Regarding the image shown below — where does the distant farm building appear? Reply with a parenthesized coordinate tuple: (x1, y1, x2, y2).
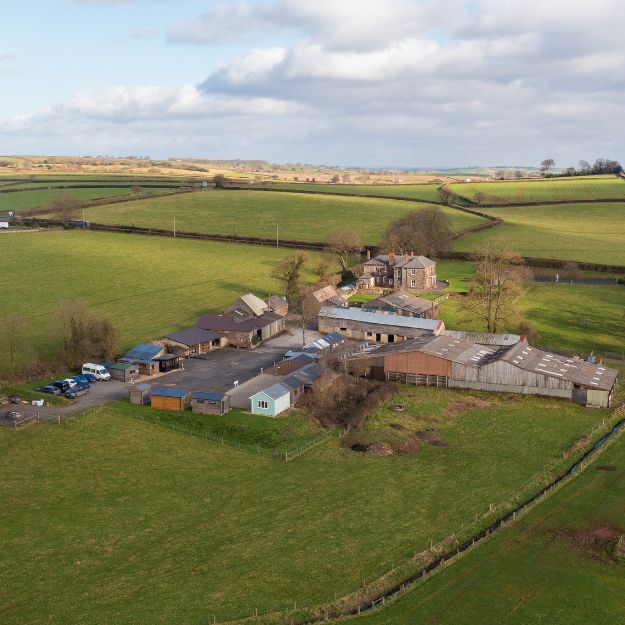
(266, 295, 289, 317)
(318, 306, 444, 344)
(104, 361, 139, 382)
(346, 335, 618, 408)
(358, 253, 437, 290)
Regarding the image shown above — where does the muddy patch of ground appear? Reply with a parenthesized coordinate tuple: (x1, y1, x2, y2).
(445, 397, 494, 417)
(550, 526, 623, 562)
(414, 428, 449, 447)
(596, 465, 617, 472)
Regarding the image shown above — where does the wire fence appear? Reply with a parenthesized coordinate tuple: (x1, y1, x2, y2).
(127, 411, 333, 462)
(202, 409, 625, 625)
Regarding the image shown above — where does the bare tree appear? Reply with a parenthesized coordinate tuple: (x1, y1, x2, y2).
(540, 159, 556, 175)
(382, 206, 452, 257)
(579, 160, 591, 174)
(326, 230, 363, 272)
(272, 254, 306, 310)
(330, 174, 340, 183)
(464, 243, 531, 333)
(314, 255, 334, 283)
(50, 195, 81, 223)
(212, 174, 227, 188)
(88, 317, 119, 361)
(0, 313, 31, 379)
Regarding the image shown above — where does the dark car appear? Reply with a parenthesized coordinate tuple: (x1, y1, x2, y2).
(65, 383, 90, 399)
(81, 372, 97, 383)
(51, 380, 70, 393)
(71, 375, 89, 385)
(40, 385, 62, 395)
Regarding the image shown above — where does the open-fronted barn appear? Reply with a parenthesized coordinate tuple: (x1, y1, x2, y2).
(318, 306, 444, 344)
(347, 335, 618, 407)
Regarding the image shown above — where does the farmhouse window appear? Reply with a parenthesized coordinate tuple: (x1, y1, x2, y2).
(197, 399, 204, 403)
(258, 400, 268, 409)
(411, 280, 416, 287)
(410, 269, 416, 275)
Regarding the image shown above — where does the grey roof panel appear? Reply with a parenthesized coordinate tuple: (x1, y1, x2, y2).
(318, 306, 441, 331)
(165, 326, 224, 345)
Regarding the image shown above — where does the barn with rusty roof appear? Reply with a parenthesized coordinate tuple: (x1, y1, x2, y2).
(347, 335, 618, 407)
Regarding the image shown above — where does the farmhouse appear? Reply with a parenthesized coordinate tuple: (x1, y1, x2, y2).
(191, 391, 231, 416)
(161, 327, 226, 356)
(150, 387, 191, 411)
(346, 335, 618, 408)
(363, 292, 439, 319)
(358, 253, 437, 290)
(318, 306, 444, 343)
(250, 383, 291, 417)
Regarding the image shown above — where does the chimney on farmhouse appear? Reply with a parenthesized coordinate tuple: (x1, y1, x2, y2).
(366, 249, 371, 260)
(389, 251, 396, 265)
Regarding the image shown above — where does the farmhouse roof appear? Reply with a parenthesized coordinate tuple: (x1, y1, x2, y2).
(318, 306, 443, 333)
(365, 292, 436, 315)
(164, 327, 224, 346)
(365, 254, 435, 269)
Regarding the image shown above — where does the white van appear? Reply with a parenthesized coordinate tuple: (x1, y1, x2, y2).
(0, 222, 9, 229)
(82, 363, 111, 380)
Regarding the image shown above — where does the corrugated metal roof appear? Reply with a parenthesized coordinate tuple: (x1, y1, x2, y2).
(443, 330, 522, 347)
(365, 292, 435, 315)
(151, 387, 189, 398)
(104, 362, 136, 371)
(124, 343, 163, 361)
(318, 306, 442, 332)
(197, 311, 281, 332)
(250, 382, 290, 401)
(240, 293, 268, 317)
(501, 344, 618, 391)
(192, 391, 227, 401)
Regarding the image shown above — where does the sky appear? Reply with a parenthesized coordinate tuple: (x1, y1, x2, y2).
(1, 0, 624, 167)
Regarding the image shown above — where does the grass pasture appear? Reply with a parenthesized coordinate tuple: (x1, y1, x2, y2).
(449, 175, 625, 204)
(0, 231, 329, 357)
(0, 389, 608, 625)
(438, 283, 625, 356)
(0, 186, 168, 211)
(84, 189, 486, 244)
(453, 201, 625, 265)
(356, 427, 625, 625)
(262, 182, 444, 203)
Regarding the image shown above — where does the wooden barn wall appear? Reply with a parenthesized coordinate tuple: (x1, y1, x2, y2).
(447, 379, 572, 400)
(384, 352, 452, 377)
(152, 396, 184, 411)
(452, 360, 574, 391)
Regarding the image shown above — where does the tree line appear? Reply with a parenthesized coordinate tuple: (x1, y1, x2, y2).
(541, 158, 623, 177)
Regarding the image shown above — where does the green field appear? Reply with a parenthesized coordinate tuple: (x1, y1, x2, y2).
(453, 202, 625, 265)
(438, 283, 625, 355)
(262, 182, 444, 203)
(356, 428, 625, 625)
(84, 190, 484, 244)
(0, 389, 607, 625)
(0, 187, 166, 211)
(0, 231, 328, 357)
(449, 176, 625, 204)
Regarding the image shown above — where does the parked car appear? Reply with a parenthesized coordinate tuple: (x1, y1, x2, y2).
(81, 373, 97, 383)
(71, 375, 89, 385)
(82, 363, 111, 380)
(65, 383, 90, 399)
(40, 385, 62, 395)
(51, 380, 70, 393)
(63, 378, 78, 388)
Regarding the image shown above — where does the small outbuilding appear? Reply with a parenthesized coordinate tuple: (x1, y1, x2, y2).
(128, 383, 152, 405)
(104, 361, 139, 382)
(154, 354, 181, 373)
(191, 391, 231, 416)
(250, 383, 291, 417)
(150, 387, 191, 412)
